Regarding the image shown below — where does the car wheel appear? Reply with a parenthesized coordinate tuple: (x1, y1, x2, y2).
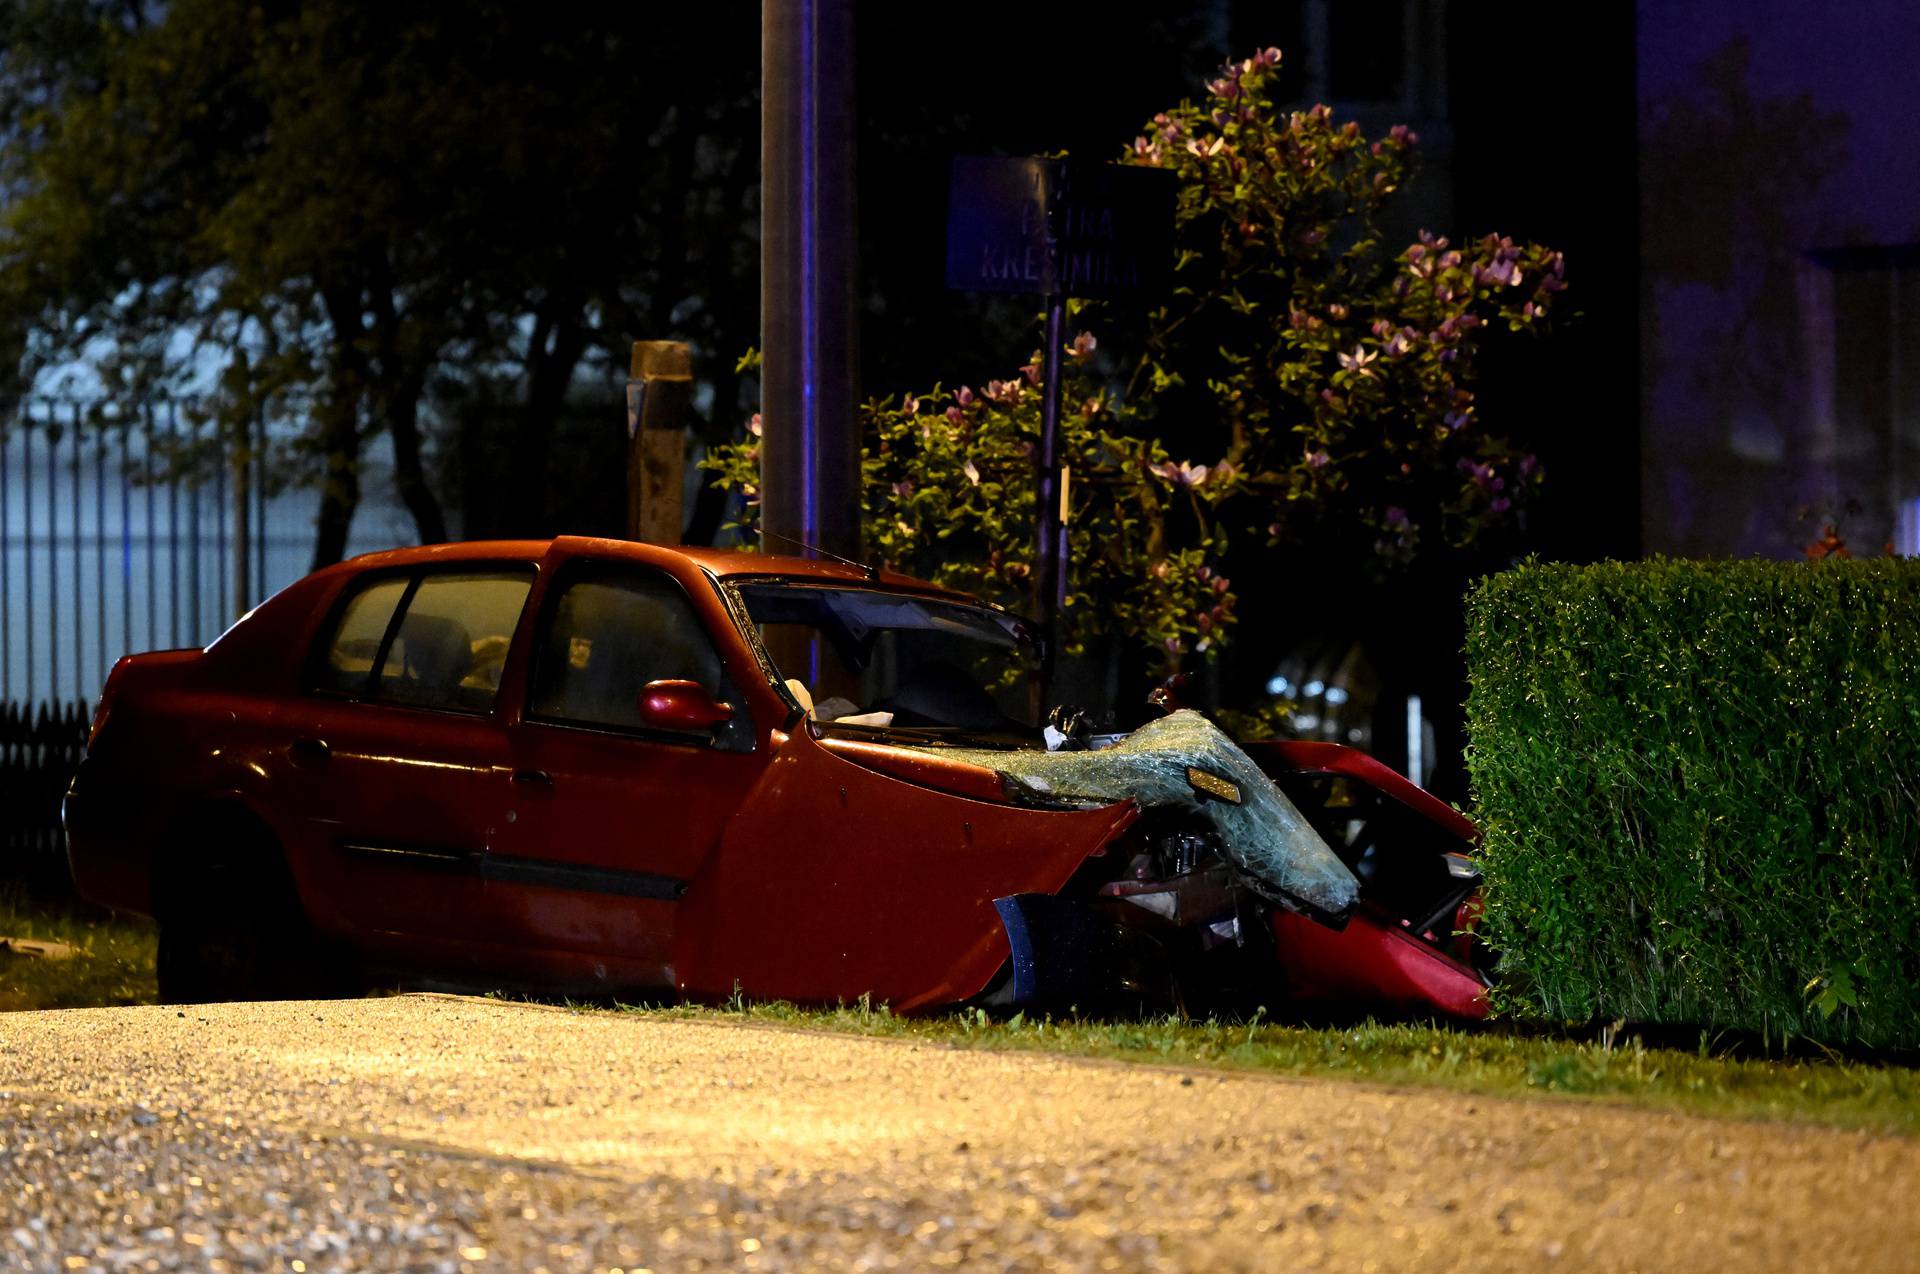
(155, 814, 350, 1004)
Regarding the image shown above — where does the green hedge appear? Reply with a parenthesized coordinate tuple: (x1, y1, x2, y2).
(1464, 559, 1920, 1048)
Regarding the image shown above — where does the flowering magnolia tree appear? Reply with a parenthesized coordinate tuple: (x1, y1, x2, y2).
(706, 48, 1564, 676)
(709, 341, 1235, 668)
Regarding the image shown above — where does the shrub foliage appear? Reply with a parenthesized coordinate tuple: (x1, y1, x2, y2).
(1465, 559, 1920, 1048)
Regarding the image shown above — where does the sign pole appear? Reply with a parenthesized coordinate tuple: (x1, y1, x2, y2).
(1034, 291, 1067, 704)
(944, 154, 1172, 717)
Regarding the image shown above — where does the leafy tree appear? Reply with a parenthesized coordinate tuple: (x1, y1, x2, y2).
(707, 50, 1564, 679)
(0, 1, 760, 566)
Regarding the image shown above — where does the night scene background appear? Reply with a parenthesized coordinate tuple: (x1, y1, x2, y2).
(0, 0, 1907, 801)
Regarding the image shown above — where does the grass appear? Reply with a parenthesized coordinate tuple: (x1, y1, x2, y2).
(0, 885, 157, 1012)
(4, 884, 1917, 1138)
(611, 997, 1920, 1137)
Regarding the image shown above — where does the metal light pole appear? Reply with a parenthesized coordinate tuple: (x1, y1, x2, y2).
(760, 0, 860, 563)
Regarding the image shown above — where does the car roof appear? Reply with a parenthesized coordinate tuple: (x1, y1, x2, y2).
(337, 537, 983, 604)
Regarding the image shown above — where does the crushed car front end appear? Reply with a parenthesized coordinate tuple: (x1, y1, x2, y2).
(675, 567, 1489, 1020)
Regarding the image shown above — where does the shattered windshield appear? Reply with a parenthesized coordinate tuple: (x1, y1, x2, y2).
(734, 582, 1040, 734)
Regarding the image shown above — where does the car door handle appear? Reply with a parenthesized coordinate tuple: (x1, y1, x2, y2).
(512, 768, 553, 786)
(289, 737, 331, 769)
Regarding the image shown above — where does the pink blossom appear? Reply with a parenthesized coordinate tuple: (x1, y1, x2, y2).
(1337, 345, 1378, 375)
(962, 458, 981, 486)
(747, 413, 762, 437)
(954, 386, 974, 406)
(891, 480, 914, 500)
(944, 406, 964, 426)
(1068, 331, 1097, 359)
(1151, 459, 1212, 488)
(901, 395, 919, 415)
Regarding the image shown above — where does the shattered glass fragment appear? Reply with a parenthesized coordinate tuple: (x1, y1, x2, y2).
(910, 710, 1359, 915)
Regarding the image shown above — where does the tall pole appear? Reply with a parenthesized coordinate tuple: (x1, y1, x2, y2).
(1034, 293, 1067, 702)
(760, 0, 860, 564)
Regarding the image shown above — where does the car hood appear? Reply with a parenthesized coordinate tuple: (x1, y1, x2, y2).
(890, 710, 1360, 918)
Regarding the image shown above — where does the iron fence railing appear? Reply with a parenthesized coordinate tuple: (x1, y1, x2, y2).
(0, 698, 90, 891)
(0, 397, 410, 707)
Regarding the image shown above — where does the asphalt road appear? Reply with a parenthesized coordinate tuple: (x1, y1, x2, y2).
(0, 996, 1914, 1272)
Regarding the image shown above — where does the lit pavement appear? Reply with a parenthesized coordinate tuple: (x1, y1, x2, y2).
(0, 996, 1914, 1272)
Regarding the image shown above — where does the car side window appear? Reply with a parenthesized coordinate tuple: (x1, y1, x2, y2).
(313, 569, 533, 713)
(317, 577, 408, 695)
(529, 568, 725, 733)
(376, 573, 533, 712)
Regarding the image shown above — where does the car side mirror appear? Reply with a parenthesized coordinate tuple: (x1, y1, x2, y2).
(638, 679, 735, 732)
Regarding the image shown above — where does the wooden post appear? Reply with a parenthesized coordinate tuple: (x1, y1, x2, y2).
(626, 341, 693, 544)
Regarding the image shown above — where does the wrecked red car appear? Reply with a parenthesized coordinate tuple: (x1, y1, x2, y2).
(63, 536, 1487, 1016)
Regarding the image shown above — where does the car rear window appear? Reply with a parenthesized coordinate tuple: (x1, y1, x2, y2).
(316, 569, 533, 713)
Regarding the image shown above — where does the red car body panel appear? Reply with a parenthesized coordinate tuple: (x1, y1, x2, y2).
(1269, 909, 1488, 1019)
(673, 723, 1139, 1012)
(1245, 739, 1486, 1017)
(65, 535, 1488, 1017)
(1246, 740, 1478, 842)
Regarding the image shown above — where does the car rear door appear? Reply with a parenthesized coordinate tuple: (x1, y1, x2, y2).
(280, 566, 532, 973)
(482, 559, 765, 991)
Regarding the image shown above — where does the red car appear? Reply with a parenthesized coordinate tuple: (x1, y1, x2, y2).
(64, 536, 1487, 1016)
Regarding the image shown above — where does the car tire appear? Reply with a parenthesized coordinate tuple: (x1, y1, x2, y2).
(154, 812, 350, 1004)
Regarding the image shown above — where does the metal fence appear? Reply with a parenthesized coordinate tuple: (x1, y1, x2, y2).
(0, 397, 419, 887)
(0, 699, 89, 892)
(0, 398, 414, 707)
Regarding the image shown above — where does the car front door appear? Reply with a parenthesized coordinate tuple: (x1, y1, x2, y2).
(482, 560, 764, 991)
(281, 567, 532, 974)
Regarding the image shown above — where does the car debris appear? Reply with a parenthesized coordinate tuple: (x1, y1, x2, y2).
(915, 709, 1359, 917)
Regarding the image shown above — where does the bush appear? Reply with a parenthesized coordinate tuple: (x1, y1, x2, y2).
(1465, 558, 1920, 1048)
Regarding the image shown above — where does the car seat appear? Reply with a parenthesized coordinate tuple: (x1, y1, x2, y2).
(389, 612, 474, 708)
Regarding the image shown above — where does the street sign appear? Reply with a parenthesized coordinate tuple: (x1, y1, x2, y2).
(945, 157, 1174, 300)
(944, 157, 1175, 707)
